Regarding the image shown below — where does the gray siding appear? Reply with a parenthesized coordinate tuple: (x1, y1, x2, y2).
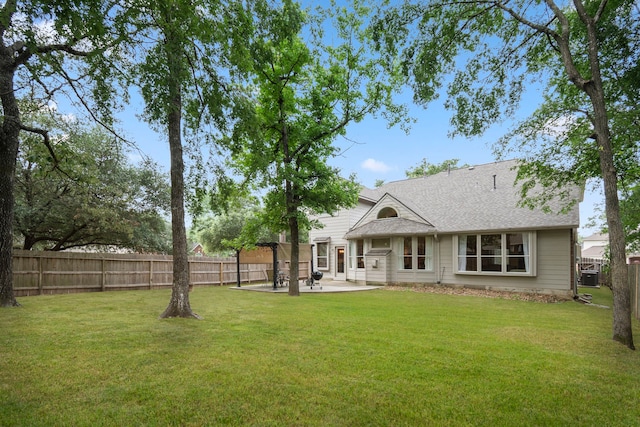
(434, 229, 572, 296)
(535, 229, 573, 292)
(364, 253, 391, 285)
(347, 230, 573, 296)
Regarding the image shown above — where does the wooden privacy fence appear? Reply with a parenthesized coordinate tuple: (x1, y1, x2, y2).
(579, 257, 604, 274)
(12, 250, 309, 297)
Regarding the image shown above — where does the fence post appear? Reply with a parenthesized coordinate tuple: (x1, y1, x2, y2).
(149, 260, 153, 289)
(101, 258, 106, 291)
(38, 255, 43, 295)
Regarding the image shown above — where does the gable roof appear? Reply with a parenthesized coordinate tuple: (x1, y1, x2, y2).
(583, 233, 607, 241)
(345, 217, 436, 239)
(348, 160, 581, 236)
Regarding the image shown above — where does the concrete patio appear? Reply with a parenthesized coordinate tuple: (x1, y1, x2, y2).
(229, 280, 383, 293)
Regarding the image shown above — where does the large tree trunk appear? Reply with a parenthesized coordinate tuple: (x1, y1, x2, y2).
(0, 126, 20, 307)
(159, 107, 197, 318)
(580, 11, 634, 349)
(159, 25, 198, 319)
(288, 213, 300, 296)
(0, 55, 20, 307)
(599, 141, 633, 348)
(591, 93, 633, 348)
(485, 0, 635, 349)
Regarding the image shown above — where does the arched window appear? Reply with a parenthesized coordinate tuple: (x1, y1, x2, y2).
(377, 207, 398, 219)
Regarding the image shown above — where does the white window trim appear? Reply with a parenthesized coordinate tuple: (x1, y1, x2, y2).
(397, 236, 434, 272)
(316, 242, 329, 271)
(349, 240, 365, 270)
(454, 232, 536, 276)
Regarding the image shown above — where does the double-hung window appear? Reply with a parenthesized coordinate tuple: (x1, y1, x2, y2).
(417, 236, 432, 270)
(349, 239, 365, 269)
(456, 232, 534, 275)
(398, 236, 434, 270)
(316, 242, 328, 270)
(403, 237, 412, 269)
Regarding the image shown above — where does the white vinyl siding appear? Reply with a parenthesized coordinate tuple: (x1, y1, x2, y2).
(309, 200, 371, 280)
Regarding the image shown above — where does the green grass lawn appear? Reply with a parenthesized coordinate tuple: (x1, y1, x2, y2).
(1, 286, 639, 426)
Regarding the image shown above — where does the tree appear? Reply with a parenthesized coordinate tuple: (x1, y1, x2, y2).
(127, 0, 246, 317)
(192, 198, 278, 256)
(405, 158, 468, 178)
(0, 1, 125, 306)
(225, 0, 407, 296)
(130, 0, 198, 318)
(376, 0, 638, 349)
(15, 105, 171, 252)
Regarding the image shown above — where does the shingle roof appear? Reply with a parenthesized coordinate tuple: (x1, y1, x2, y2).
(583, 232, 607, 241)
(581, 245, 605, 258)
(358, 187, 380, 204)
(351, 159, 581, 235)
(345, 218, 436, 239)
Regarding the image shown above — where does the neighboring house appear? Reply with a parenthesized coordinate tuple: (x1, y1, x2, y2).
(309, 160, 582, 296)
(580, 233, 640, 264)
(191, 243, 205, 257)
(581, 233, 608, 260)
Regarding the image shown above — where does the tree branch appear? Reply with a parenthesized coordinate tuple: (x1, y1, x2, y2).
(33, 41, 90, 57)
(493, 0, 560, 38)
(593, 0, 609, 23)
(56, 65, 128, 145)
(19, 124, 59, 166)
(459, 2, 496, 33)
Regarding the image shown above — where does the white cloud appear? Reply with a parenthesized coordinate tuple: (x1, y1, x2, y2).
(542, 114, 576, 138)
(361, 158, 391, 173)
(128, 152, 144, 164)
